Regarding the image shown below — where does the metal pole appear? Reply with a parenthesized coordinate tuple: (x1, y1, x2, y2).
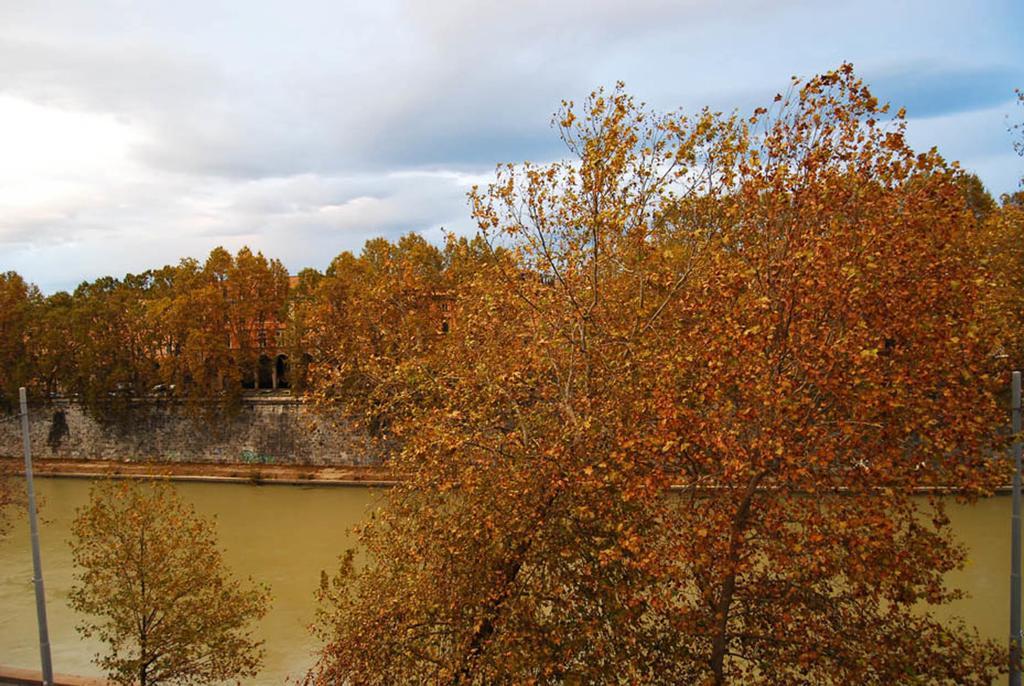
(1012, 372, 1022, 686)
(20, 387, 53, 686)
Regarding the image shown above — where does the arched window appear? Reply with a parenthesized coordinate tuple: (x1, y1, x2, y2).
(275, 355, 290, 389)
(257, 355, 274, 390)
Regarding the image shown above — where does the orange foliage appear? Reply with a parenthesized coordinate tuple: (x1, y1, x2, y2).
(308, 65, 1009, 684)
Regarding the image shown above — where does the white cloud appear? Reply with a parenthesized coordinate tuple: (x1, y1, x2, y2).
(904, 102, 1022, 193)
(0, 95, 150, 244)
(0, 98, 491, 292)
(0, 0, 1019, 291)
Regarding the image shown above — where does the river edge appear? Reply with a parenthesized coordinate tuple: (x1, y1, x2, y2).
(1, 457, 1015, 494)
(0, 457, 399, 487)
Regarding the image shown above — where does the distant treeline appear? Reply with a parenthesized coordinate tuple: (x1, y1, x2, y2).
(0, 232, 497, 424)
(1, 177, 1022, 431)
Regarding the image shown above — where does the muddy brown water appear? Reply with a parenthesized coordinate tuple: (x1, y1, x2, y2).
(0, 479, 1016, 683)
(0, 478, 377, 684)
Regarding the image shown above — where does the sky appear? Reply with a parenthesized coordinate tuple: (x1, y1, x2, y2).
(0, 0, 1021, 294)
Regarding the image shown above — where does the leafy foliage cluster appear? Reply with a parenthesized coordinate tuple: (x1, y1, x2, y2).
(68, 480, 270, 686)
(304, 66, 1024, 684)
(0, 247, 290, 420)
(0, 235, 485, 425)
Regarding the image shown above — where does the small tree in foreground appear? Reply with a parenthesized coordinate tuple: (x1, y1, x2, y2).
(69, 480, 270, 686)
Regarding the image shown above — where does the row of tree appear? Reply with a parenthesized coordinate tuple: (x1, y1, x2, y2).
(0, 233, 496, 424)
(2, 192, 1021, 424)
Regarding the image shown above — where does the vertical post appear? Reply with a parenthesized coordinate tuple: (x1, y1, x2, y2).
(20, 387, 53, 686)
(1012, 371, 1022, 686)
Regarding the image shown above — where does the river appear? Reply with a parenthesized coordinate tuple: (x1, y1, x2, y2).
(0, 478, 377, 684)
(0, 478, 1016, 683)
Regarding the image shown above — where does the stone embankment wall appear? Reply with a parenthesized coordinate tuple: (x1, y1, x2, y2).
(0, 396, 372, 466)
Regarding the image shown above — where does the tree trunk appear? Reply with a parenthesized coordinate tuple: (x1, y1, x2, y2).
(709, 471, 764, 685)
(449, 490, 559, 684)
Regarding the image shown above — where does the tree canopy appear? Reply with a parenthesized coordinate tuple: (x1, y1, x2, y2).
(69, 480, 270, 686)
(305, 65, 1010, 685)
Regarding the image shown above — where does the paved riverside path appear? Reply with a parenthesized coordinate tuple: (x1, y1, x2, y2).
(0, 456, 399, 487)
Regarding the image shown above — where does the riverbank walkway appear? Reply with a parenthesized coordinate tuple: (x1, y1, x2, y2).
(1, 456, 1015, 494)
(0, 456, 399, 487)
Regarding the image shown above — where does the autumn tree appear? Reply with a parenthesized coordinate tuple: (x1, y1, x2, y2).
(69, 480, 270, 686)
(308, 66, 1007, 685)
(150, 251, 241, 406)
(148, 247, 290, 411)
(49, 272, 176, 424)
(226, 246, 290, 388)
(279, 267, 324, 392)
(976, 89, 1024, 370)
(956, 172, 997, 221)
(0, 271, 40, 409)
(980, 199, 1024, 369)
(304, 233, 448, 438)
(4, 236, 495, 418)
(442, 233, 503, 287)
